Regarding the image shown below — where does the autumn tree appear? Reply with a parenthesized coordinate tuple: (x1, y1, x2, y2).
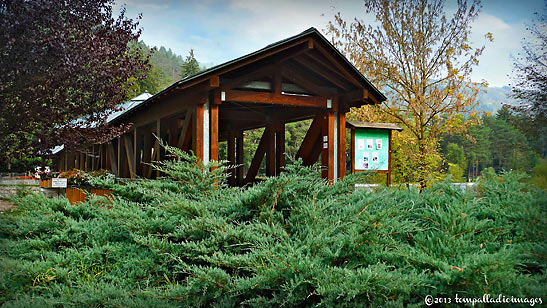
(329, 0, 490, 188)
(0, 0, 148, 164)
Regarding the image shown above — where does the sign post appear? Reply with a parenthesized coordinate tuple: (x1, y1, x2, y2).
(347, 121, 402, 186)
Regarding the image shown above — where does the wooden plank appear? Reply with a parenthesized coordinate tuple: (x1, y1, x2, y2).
(168, 119, 179, 146)
(236, 131, 244, 186)
(177, 108, 193, 150)
(210, 102, 219, 162)
(292, 55, 352, 91)
(305, 136, 322, 166)
(265, 125, 275, 176)
(147, 139, 159, 179)
(117, 137, 122, 177)
(338, 112, 346, 180)
(124, 134, 135, 178)
(273, 71, 282, 95)
(244, 128, 269, 184)
(388, 130, 392, 186)
(221, 64, 277, 91)
(91, 145, 95, 171)
(134, 128, 143, 176)
(276, 122, 285, 175)
(296, 114, 322, 163)
(351, 128, 355, 174)
(225, 90, 327, 108)
(215, 37, 310, 85)
(193, 104, 204, 160)
(308, 44, 363, 88)
(107, 142, 118, 176)
(281, 65, 335, 97)
(227, 132, 236, 186)
(155, 119, 162, 178)
(321, 112, 335, 182)
(143, 132, 152, 177)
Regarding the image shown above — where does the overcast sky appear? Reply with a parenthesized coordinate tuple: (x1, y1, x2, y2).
(114, 0, 544, 87)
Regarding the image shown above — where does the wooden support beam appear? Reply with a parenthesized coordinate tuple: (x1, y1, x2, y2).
(306, 136, 322, 166)
(155, 119, 162, 178)
(193, 104, 204, 160)
(117, 137, 121, 176)
(281, 65, 336, 97)
(210, 102, 219, 162)
(100, 144, 106, 170)
(225, 90, 327, 108)
(265, 125, 275, 176)
(244, 128, 269, 185)
(276, 122, 285, 175)
(351, 128, 355, 174)
(80, 152, 85, 170)
(338, 112, 346, 180)
(321, 112, 335, 182)
(296, 114, 322, 164)
(107, 141, 118, 176)
(220, 65, 276, 91)
(227, 132, 236, 186)
(143, 132, 152, 177)
(308, 44, 363, 88)
(388, 130, 392, 186)
(236, 131, 244, 186)
(134, 128, 143, 177)
(168, 119, 179, 146)
(177, 108, 193, 150)
(74, 152, 79, 170)
(124, 134, 136, 178)
(292, 55, 352, 91)
(273, 71, 282, 95)
(146, 139, 159, 179)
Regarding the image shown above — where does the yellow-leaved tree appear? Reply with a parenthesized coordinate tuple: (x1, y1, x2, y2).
(329, 0, 491, 188)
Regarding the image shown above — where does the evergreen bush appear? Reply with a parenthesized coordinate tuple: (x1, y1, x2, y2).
(1, 146, 545, 307)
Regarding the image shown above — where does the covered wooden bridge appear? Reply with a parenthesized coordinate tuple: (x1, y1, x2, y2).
(55, 28, 386, 185)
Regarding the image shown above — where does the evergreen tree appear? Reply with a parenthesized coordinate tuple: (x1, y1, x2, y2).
(180, 49, 201, 79)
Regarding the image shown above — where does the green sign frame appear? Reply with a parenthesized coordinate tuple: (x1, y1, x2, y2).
(353, 129, 390, 171)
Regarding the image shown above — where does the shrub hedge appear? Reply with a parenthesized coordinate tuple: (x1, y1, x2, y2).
(1, 147, 545, 307)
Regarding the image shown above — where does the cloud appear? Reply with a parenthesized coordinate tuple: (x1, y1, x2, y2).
(469, 14, 527, 86)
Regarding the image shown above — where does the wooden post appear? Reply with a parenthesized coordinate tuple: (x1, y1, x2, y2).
(117, 137, 121, 177)
(275, 122, 285, 175)
(100, 144, 106, 170)
(79, 152, 85, 170)
(210, 103, 219, 163)
(321, 111, 335, 182)
(265, 125, 275, 177)
(124, 134, 135, 178)
(156, 119, 162, 178)
(193, 104, 204, 161)
(387, 130, 392, 186)
(134, 128, 141, 176)
(143, 130, 152, 178)
(351, 128, 355, 174)
(107, 141, 118, 176)
(338, 112, 346, 180)
(227, 132, 236, 186)
(177, 108, 193, 151)
(236, 131, 244, 186)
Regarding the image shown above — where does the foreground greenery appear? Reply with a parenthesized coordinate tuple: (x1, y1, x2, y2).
(1, 150, 545, 307)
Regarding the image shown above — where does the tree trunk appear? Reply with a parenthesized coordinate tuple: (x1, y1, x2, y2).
(417, 140, 427, 191)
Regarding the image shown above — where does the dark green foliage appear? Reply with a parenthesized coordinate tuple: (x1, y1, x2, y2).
(1, 151, 545, 306)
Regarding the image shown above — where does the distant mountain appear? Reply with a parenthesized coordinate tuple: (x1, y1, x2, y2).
(476, 85, 518, 114)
